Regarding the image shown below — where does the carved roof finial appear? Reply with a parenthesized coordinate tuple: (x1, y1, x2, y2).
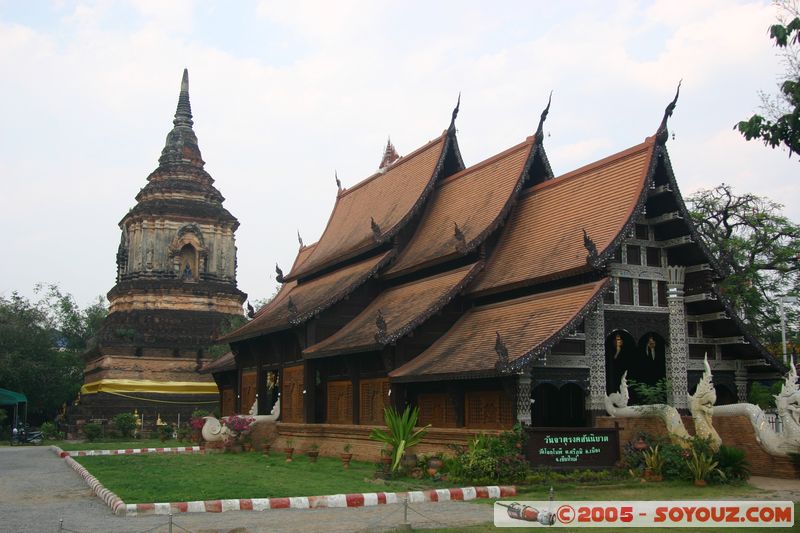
(656, 80, 681, 145)
(582, 228, 599, 265)
(535, 91, 552, 142)
(370, 217, 382, 241)
(375, 309, 388, 344)
(275, 263, 285, 283)
(453, 222, 467, 253)
(246, 301, 255, 319)
(449, 92, 461, 131)
(335, 170, 341, 190)
(297, 230, 303, 248)
(379, 138, 400, 170)
(495, 331, 510, 372)
(287, 296, 298, 315)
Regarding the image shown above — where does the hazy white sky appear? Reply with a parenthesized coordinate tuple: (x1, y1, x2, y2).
(1, 0, 798, 307)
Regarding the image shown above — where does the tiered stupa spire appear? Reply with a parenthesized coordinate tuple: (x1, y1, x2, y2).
(379, 138, 400, 170)
(159, 68, 204, 169)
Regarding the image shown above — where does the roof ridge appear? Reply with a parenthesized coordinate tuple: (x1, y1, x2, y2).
(474, 278, 608, 312)
(338, 130, 448, 197)
(435, 135, 537, 189)
(522, 136, 655, 198)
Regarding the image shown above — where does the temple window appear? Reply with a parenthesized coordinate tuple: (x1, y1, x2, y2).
(638, 279, 654, 306)
(646, 247, 661, 267)
(627, 245, 641, 265)
(619, 278, 634, 305)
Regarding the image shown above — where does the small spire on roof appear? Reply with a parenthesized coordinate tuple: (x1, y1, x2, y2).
(335, 170, 341, 190)
(495, 331, 510, 372)
(297, 230, 303, 248)
(582, 228, 599, 266)
(378, 138, 400, 170)
(656, 80, 682, 145)
(370, 217, 382, 242)
(275, 263, 285, 283)
(246, 301, 255, 319)
(535, 91, 552, 142)
(449, 92, 461, 131)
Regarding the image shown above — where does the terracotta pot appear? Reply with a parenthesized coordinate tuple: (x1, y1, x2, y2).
(340, 453, 353, 469)
(693, 479, 707, 487)
(284, 447, 294, 462)
(262, 444, 271, 456)
(306, 450, 319, 463)
(242, 442, 252, 452)
(427, 457, 443, 477)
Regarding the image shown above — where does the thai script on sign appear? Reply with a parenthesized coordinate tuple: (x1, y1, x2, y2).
(543, 433, 609, 445)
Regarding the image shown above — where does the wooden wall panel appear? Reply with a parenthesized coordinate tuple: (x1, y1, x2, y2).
(327, 380, 353, 424)
(464, 391, 514, 429)
(418, 392, 457, 428)
(359, 378, 390, 425)
(240, 370, 257, 414)
(282, 364, 305, 423)
(221, 388, 236, 417)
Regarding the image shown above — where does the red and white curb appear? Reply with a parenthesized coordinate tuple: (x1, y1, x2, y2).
(51, 446, 126, 515)
(123, 486, 517, 516)
(50, 446, 515, 517)
(62, 445, 203, 457)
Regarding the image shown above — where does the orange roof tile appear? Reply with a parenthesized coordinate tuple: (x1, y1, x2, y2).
(390, 279, 609, 381)
(287, 131, 453, 280)
(303, 262, 482, 358)
(289, 241, 317, 274)
(468, 138, 656, 296)
(200, 351, 236, 374)
(221, 251, 392, 343)
(385, 137, 538, 277)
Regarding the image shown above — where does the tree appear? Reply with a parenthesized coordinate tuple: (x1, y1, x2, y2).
(689, 185, 799, 350)
(736, 1, 800, 159)
(0, 286, 107, 422)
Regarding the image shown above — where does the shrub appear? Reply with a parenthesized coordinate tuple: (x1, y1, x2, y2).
(113, 412, 137, 438)
(40, 421, 60, 440)
(83, 422, 102, 441)
(448, 424, 527, 484)
(718, 445, 750, 481)
(369, 406, 430, 473)
(176, 425, 191, 442)
(158, 424, 174, 441)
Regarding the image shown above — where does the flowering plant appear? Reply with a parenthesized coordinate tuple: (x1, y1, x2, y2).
(223, 415, 256, 434)
(189, 417, 206, 430)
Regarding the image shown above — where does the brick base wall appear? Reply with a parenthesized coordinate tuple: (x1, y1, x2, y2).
(248, 422, 501, 461)
(596, 415, 798, 479)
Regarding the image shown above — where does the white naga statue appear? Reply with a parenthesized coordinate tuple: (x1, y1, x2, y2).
(715, 360, 800, 456)
(200, 397, 282, 443)
(604, 371, 692, 446)
(687, 356, 721, 451)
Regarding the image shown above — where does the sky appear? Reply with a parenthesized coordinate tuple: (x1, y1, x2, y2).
(1, 0, 798, 308)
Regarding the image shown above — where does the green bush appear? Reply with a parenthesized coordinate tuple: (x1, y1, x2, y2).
(113, 412, 137, 438)
(718, 445, 750, 481)
(448, 424, 528, 484)
(40, 421, 60, 440)
(83, 422, 103, 441)
(158, 423, 174, 441)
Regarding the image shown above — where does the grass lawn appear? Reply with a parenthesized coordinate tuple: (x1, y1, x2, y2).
(51, 438, 191, 450)
(74, 452, 442, 503)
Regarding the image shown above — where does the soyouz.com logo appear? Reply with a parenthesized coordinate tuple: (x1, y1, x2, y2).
(493, 501, 794, 528)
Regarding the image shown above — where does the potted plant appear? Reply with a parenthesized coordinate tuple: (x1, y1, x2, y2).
(426, 454, 444, 478)
(685, 448, 724, 486)
(158, 423, 173, 443)
(284, 438, 295, 462)
(642, 445, 664, 481)
(306, 442, 320, 463)
(341, 443, 353, 469)
(369, 406, 430, 473)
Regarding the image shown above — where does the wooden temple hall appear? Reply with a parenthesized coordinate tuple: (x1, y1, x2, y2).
(212, 89, 782, 431)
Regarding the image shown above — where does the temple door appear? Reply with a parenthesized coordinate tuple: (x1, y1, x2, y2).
(281, 364, 305, 423)
(240, 370, 257, 414)
(359, 378, 390, 425)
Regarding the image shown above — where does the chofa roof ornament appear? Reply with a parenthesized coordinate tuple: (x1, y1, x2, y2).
(535, 91, 552, 142)
(656, 80, 682, 145)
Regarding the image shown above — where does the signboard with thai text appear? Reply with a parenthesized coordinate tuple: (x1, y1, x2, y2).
(524, 427, 620, 469)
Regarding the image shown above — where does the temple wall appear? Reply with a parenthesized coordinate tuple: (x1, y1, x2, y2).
(596, 415, 797, 479)
(249, 422, 502, 462)
(108, 291, 243, 314)
(83, 355, 216, 383)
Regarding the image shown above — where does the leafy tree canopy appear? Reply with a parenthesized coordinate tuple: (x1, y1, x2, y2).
(736, 1, 800, 159)
(689, 184, 799, 351)
(0, 285, 107, 422)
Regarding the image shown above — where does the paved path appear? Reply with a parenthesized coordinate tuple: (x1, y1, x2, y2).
(0, 447, 493, 532)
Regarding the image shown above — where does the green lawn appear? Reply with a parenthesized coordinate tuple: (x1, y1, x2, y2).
(74, 452, 441, 503)
(52, 438, 190, 451)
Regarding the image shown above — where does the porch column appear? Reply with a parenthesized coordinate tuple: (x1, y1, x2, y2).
(666, 266, 689, 409)
(734, 360, 748, 403)
(516, 373, 532, 426)
(585, 301, 606, 412)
